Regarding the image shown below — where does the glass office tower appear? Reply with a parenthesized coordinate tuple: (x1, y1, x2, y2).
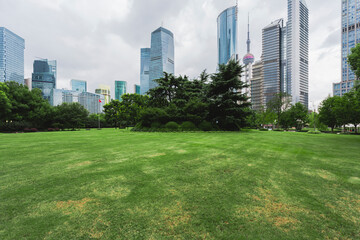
(217, 6, 238, 66)
(140, 48, 150, 95)
(71, 79, 87, 93)
(149, 27, 175, 90)
(334, 0, 359, 96)
(287, 0, 309, 107)
(0, 27, 25, 84)
(135, 84, 141, 94)
(32, 59, 57, 102)
(262, 19, 287, 106)
(115, 81, 127, 101)
(251, 60, 264, 112)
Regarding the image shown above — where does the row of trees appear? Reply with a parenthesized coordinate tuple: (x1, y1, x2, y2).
(0, 81, 106, 131)
(103, 60, 251, 131)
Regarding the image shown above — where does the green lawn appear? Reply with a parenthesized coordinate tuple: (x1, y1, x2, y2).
(1, 130, 360, 239)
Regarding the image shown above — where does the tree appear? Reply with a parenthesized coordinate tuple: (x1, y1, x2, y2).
(54, 103, 89, 130)
(288, 102, 308, 131)
(348, 44, 360, 80)
(343, 91, 360, 133)
(103, 100, 122, 128)
(319, 96, 340, 132)
(118, 94, 149, 127)
(266, 92, 292, 129)
(207, 59, 251, 130)
(0, 83, 12, 122)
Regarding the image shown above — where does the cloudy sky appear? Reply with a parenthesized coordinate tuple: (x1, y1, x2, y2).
(0, 0, 340, 106)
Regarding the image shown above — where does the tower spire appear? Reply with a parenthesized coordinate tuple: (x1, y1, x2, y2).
(247, 12, 251, 53)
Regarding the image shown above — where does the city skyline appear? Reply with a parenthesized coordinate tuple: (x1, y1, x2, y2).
(0, 0, 340, 107)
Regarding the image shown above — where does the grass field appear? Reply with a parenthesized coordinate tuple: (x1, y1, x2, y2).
(1, 129, 360, 239)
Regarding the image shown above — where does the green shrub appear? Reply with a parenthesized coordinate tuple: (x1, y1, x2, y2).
(181, 121, 197, 131)
(165, 121, 179, 131)
(259, 128, 268, 131)
(198, 121, 213, 131)
(298, 129, 309, 133)
(151, 121, 163, 129)
(308, 130, 321, 134)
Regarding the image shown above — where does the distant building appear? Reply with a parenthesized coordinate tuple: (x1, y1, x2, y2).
(32, 59, 57, 102)
(243, 15, 255, 98)
(251, 60, 264, 112)
(334, 0, 358, 96)
(217, 5, 238, 66)
(0, 27, 25, 84)
(95, 85, 111, 104)
(149, 27, 175, 91)
(140, 48, 150, 95)
(115, 81, 127, 101)
(71, 79, 87, 93)
(135, 84, 141, 94)
(262, 19, 286, 106)
(51, 89, 104, 114)
(24, 78, 32, 90)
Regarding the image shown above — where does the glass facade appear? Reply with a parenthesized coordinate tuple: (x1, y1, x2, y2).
(217, 6, 238, 66)
(334, 0, 360, 96)
(140, 48, 150, 95)
(0, 27, 25, 84)
(51, 89, 104, 114)
(287, 0, 309, 108)
(262, 19, 287, 106)
(95, 85, 111, 104)
(251, 60, 264, 112)
(149, 27, 175, 90)
(32, 59, 57, 102)
(115, 81, 127, 101)
(71, 79, 87, 93)
(135, 84, 141, 94)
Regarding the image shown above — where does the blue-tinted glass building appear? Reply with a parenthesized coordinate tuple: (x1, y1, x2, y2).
(217, 6, 238, 66)
(71, 79, 87, 92)
(115, 81, 127, 101)
(0, 27, 25, 84)
(135, 84, 141, 94)
(32, 59, 57, 102)
(334, 0, 359, 96)
(149, 27, 175, 90)
(140, 48, 150, 95)
(262, 19, 287, 106)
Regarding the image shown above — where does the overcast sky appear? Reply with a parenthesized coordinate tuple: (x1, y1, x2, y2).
(0, 0, 340, 107)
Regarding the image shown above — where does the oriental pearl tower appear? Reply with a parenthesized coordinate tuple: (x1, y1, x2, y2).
(243, 14, 255, 98)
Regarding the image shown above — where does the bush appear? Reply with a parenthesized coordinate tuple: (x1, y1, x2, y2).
(165, 121, 179, 131)
(298, 129, 309, 133)
(151, 121, 163, 129)
(0, 121, 31, 132)
(259, 128, 268, 131)
(181, 121, 197, 131)
(198, 121, 213, 131)
(308, 130, 321, 134)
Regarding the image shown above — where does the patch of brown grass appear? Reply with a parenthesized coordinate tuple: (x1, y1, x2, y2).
(148, 153, 166, 158)
(56, 198, 94, 215)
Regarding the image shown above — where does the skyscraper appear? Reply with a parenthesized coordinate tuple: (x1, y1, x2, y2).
(0, 27, 25, 84)
(71, 79, 87, 93)
(287, 0, 309, 107)
(149, 27, 175, 90)
(140, 48, 150, 95)
(262, 19, 287, 106)
(251, 60, 264, 112)
(32, 59, 57, 102)
(115, 81, 127, 101)
(95, 85, 111, 104)
(243, 14, 255, 98)
(334, 0, 359, 96)
(217, 5, 238, 66)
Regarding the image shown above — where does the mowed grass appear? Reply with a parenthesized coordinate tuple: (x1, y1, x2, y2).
(0, 130, 360, 240)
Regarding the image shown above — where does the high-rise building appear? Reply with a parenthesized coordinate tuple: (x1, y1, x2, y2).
(0, 27, 25, 84)
(115, 81, 127, 101)
(334, 0, 359, 96)
(149, 27, 175, 90)
(243, 14, 255, 98)
(95, 85, 111, 104)
(251, 60, 264, 112)
(140, 48, 150, 95)
(217, 5, 238, 66)
(71, 79, 87, 93)
(262, 19, 287, 106)
(24, 78, 32, 90)
(32, 59, 57, 102)
(287, 0, 309, 107)
(135, 84, 141, 94)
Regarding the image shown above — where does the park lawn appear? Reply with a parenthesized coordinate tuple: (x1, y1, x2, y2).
(0, 129, 359, 240)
